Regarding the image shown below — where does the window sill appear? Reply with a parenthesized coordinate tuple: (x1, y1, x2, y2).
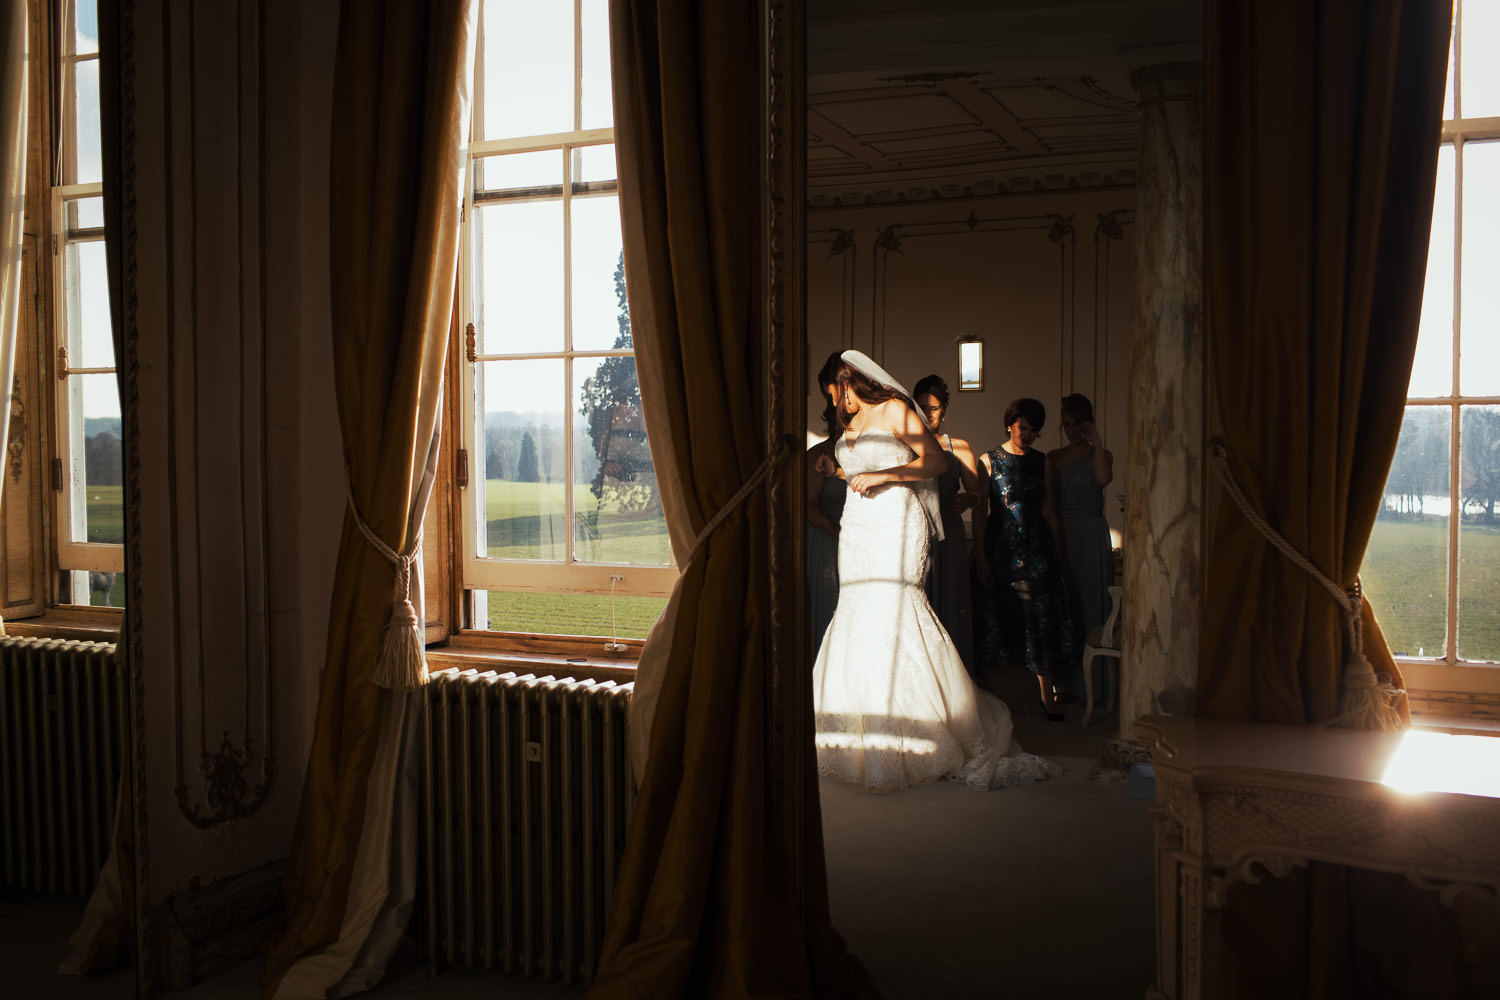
(426, 630, 641, 685)
(4, 608, 122, 643)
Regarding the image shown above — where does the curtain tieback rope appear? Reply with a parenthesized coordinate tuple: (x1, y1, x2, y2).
(681, 436, 794, 571)
(344, 468, 427, 691)
(1209, 438, 1404, 730)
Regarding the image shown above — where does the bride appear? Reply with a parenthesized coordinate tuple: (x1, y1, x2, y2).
(812, 350, 1059, 793)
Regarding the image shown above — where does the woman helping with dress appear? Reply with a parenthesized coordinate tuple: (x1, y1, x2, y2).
(912, 374, 981, 673)
(812, 351, 1059, 793)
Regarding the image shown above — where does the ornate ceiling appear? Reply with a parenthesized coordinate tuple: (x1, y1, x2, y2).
(807, 68, 1139, 208)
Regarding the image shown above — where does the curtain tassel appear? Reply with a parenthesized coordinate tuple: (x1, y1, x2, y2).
(346, 470, 428, 691)
(1210, 440, 1405, 730)
(372, 555, 427, 690)
(1334, 579, 1403, 731)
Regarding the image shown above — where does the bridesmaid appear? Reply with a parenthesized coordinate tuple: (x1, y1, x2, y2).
(1047, 393, 1115, 700)
(806, 351, 848, 658)
(912, 374, 981, 672)
(974, 398, 1077, 720)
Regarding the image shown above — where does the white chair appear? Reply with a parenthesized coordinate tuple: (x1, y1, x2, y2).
(1082, 585, 1122, 727)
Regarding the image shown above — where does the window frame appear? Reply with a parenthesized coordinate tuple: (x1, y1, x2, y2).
(1385, 3, 1500, 709)
(451, 0, 676, 641)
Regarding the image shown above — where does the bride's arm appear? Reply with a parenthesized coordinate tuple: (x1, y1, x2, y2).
(848, 401, 947, 494)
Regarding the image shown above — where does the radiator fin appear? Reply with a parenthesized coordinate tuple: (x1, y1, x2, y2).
(422, 667, 633, 986)
(0, 636, 124, 898)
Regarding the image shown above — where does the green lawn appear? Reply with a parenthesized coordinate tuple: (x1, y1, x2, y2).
(482, 479, 670, 638)
(1363, 517, 1500, 662)
(483, 479, 669, 565)
(486, 590, 667, 639)
(85, 484, 124, 544)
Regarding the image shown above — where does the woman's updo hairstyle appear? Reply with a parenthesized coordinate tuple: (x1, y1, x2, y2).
(1003, 397, 1046, 431)
(912, 374, 950, 411)
(816, 351, 844, 437)
(834, 362, 904, 428)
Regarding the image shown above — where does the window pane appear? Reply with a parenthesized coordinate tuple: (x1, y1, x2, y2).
(61, 569, 124, 609)
(580, 0, 613, 131)
(486, 590, 667, 639)
(570, 195, 624, 351)
(1364, 406, 1451, 657)
(67, 196, 104, 232)
(574, 143, 617, 186)
(1461, 0, 1500, 118)
(65, 373, 123, 545)
(1410, 145, 1454, 397)
(474, 199, 563, 354)
(1459, 404, 1500, 661)
(482, 0, 573, 140)
(72, 0, 99, 57)
(64, 239, 115, 369)
(1460, 140, 1500, 396)
(476, 359, 566, 561)
(68, 57, 102, 185)
(573, 355, 669, 567)
(476, 149, 560, 194)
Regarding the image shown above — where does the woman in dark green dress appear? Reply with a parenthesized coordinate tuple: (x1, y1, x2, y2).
(974, 398, 1077, 720)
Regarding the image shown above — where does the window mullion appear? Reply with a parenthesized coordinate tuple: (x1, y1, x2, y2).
(562, 131, 575, 568)
(1448, 130, 1463, 665)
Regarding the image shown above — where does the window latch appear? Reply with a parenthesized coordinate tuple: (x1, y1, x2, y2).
(465, 323, 477, 363)
(56, 346, 67, 380)
(457, 448, 469, 490)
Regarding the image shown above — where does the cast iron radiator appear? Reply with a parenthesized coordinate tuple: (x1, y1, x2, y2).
(421, 667, 634, 986)
(0, 636, 125, 897)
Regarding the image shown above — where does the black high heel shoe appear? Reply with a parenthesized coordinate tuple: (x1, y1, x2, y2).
(1038, 692, 1064, 723)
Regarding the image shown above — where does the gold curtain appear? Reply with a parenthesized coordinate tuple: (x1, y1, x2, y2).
(1198, 2, 1475, 995)
(589, 1, 861, 996)
(262, 1, 471, 995)
(1200, 0, 1450, 725)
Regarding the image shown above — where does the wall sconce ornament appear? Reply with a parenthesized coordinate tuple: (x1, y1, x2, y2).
(957, 336, 984, 391)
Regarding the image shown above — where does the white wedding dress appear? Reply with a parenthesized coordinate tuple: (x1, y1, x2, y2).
(813, 430, 1060, 793)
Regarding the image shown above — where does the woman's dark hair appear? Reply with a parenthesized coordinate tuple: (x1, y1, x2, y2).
(912, 374, 950, 411)
(1004, 397, 1046, 430)
(1061, 393, 1094, 424)
(816, 351, 844, 436)
(834, 362, 904, 428)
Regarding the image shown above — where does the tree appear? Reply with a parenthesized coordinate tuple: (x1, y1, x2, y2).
(516, 430, 539, 483)
(1462, 407, 1500, 524)
(578, 251, 656, 512)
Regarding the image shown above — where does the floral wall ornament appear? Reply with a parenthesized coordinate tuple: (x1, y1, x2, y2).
(8, 374, 23, 483)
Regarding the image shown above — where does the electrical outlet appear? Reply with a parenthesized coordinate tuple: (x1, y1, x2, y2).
(610, 574, 625, 583)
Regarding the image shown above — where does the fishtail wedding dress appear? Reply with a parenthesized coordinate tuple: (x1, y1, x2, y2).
(812, 429, 1060, 793)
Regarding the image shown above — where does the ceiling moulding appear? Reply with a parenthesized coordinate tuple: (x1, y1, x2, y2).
(808, 166, 1137, 209)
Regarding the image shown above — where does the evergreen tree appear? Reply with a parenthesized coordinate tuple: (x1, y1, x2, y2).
(516, 430, 540, 483)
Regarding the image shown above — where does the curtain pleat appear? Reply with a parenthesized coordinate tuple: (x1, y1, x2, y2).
(588, 1, 863, 997)
(261, 2, 471, 996)
(1199, 2, 1465, 995)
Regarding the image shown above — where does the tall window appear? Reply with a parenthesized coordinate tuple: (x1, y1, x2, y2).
(1365, 0, 1499, 666)
(459, 0, 672, 638)
(51, 0, 123, 608)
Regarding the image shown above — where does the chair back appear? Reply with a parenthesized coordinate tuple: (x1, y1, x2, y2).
(1099, 585, 1122, 647)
